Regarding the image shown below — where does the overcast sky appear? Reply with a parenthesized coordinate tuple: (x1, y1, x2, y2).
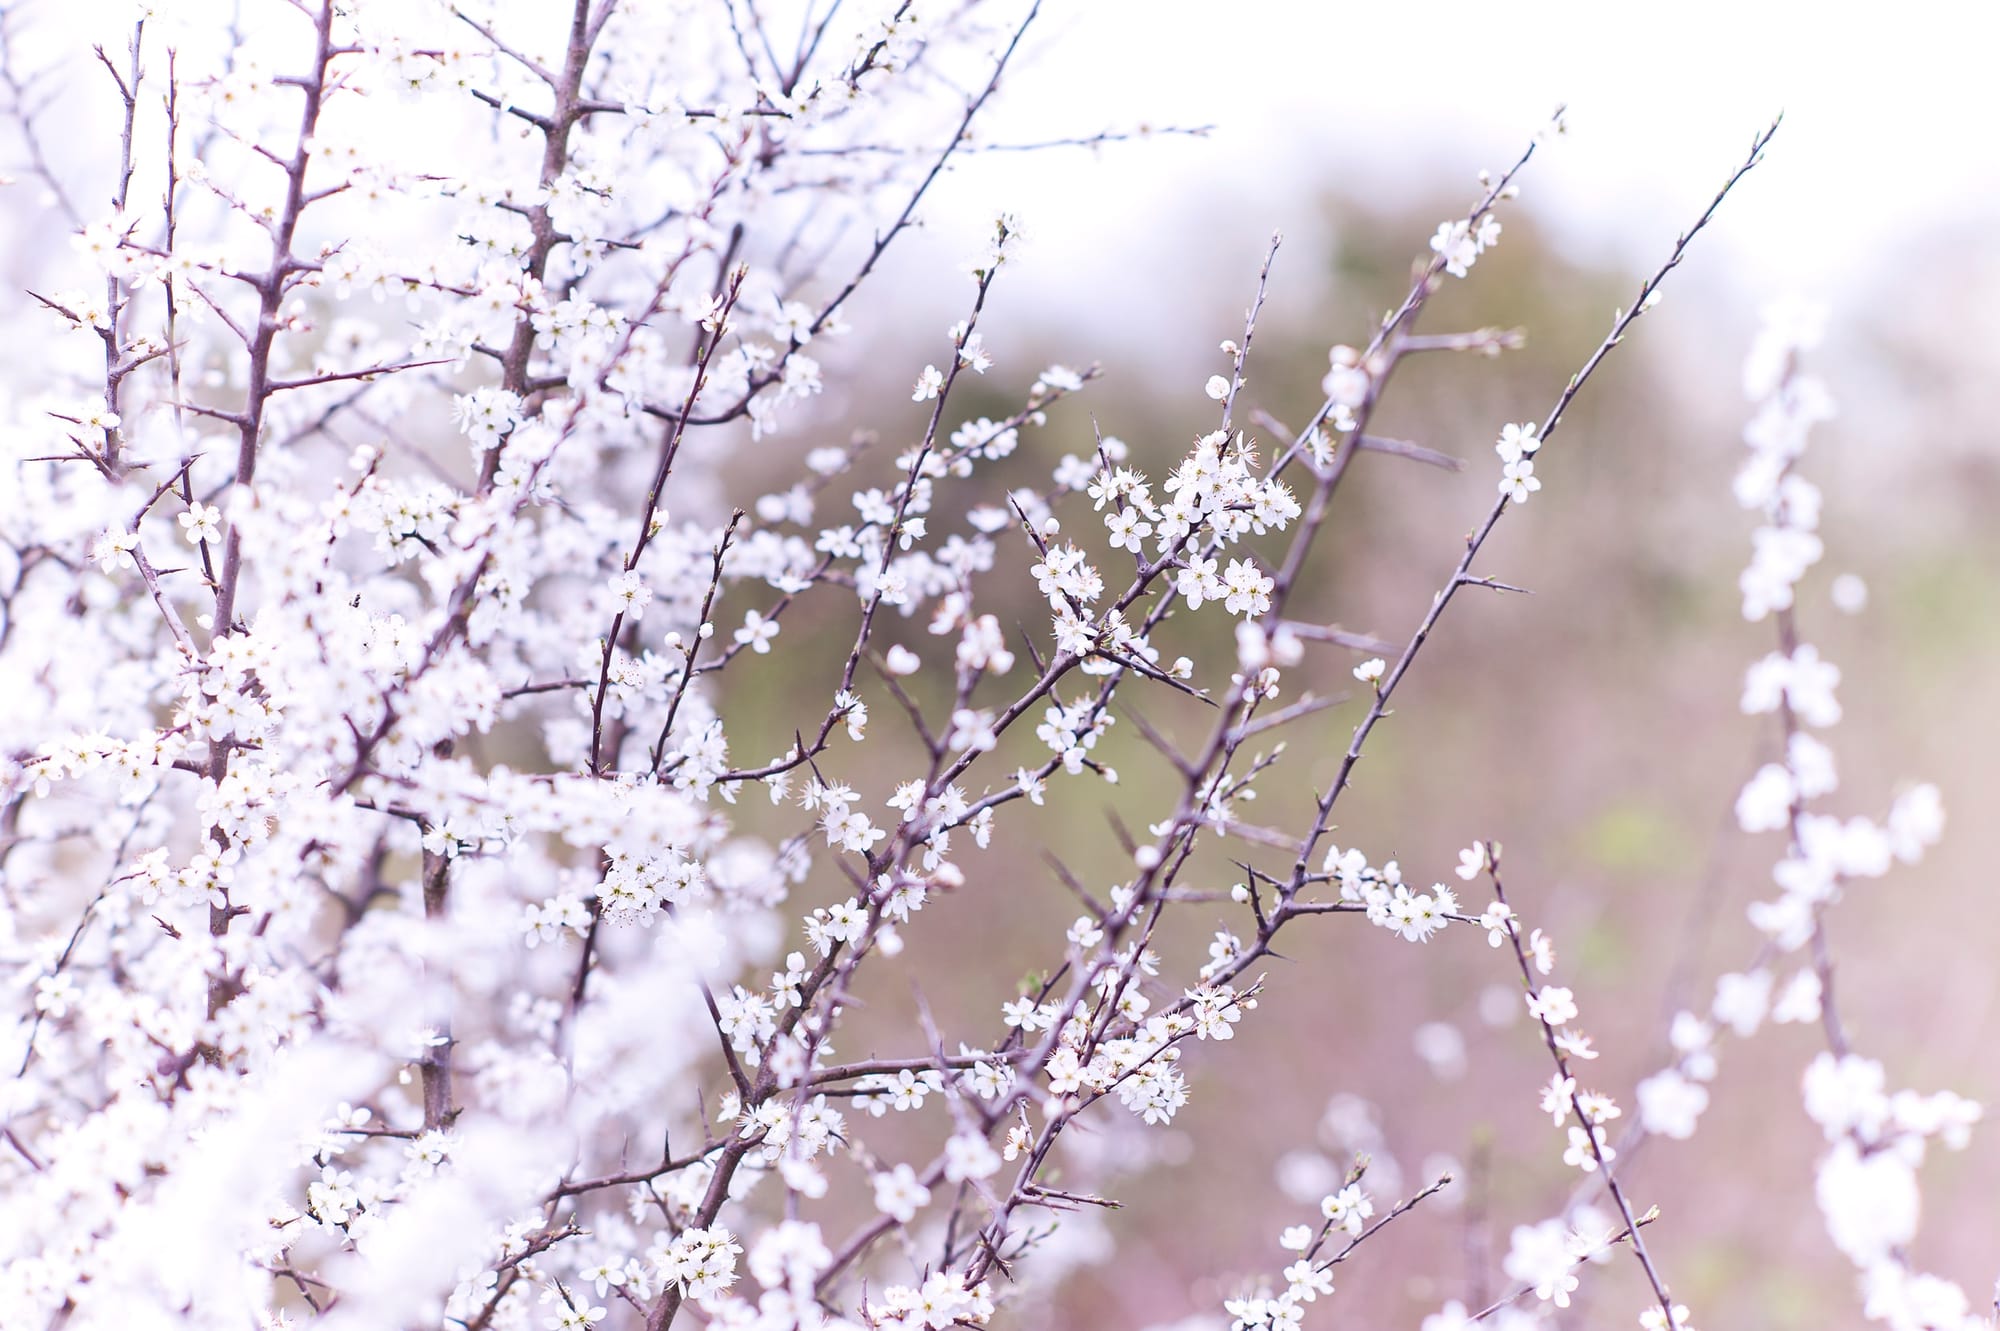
(11, 0, 1991, 376)
(913, 0, 2000, 350)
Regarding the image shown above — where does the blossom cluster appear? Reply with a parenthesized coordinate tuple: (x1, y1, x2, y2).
(2, 14, 1954, 1331)
(1608, 305, 1983, 1331)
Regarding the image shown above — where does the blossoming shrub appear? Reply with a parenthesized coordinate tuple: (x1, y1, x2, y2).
(0, 4, 1983, 1331)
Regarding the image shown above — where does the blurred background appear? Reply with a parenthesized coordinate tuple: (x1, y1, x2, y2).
(749, 3, 2000, 1326)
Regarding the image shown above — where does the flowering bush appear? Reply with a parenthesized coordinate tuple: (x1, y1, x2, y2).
(0, 4, 1985, 1331)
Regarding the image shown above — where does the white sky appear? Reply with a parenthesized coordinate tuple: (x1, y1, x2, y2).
(11, 0, 1992, 374)
(914, 0, 2000, 348)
